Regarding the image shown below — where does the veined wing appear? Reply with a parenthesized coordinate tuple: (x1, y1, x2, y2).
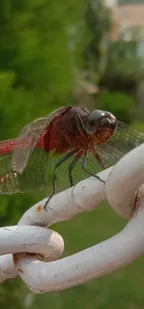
(96, 121, 144, 168)
(0, 143, 49, 194)
(12, 106, 70, 174)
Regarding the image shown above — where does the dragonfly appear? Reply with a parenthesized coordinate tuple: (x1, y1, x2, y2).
(0, 106, 143, 211)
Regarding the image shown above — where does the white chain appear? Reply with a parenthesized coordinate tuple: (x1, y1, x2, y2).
(1, 144, 144, 294)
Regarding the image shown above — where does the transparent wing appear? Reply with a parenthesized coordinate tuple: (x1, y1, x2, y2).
(109, 121, 144, 151)
(96, 121, 144, 168)
(0, 140, 49, 194)
(12, 106, 68, 173)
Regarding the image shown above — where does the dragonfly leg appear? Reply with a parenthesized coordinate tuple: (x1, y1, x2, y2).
(44, 150, 75, 210)
(91, 143, 105, 169)
(68, 152, 82, 187)
(82, 153, 105, 184)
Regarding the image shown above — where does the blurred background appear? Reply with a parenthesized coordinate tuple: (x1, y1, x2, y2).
(0, 0, 144, 308)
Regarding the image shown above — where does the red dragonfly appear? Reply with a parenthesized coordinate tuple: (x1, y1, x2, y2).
(0, 106, 143, 210)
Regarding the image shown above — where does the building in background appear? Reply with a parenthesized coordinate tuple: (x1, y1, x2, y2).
(111, 2, 144, 59)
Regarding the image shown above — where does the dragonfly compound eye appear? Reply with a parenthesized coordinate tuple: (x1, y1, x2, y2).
(84, 110, 106, 135)
(101, 114, 117, 130)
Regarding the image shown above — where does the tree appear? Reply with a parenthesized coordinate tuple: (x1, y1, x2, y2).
(82, 0, 112, 83)
(0, 0, 87, 138)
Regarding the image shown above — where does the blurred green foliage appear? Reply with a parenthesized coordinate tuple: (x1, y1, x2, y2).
(98, 91, 135, 122)
(106, 41, 140, 77)
(0, 0, 86, 223)
(100, 41, 143, 101)
(0, 0, 144, 308)
(82, 0, 112, 82)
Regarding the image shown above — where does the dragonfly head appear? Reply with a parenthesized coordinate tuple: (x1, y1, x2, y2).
(84, 110, 117, 138)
